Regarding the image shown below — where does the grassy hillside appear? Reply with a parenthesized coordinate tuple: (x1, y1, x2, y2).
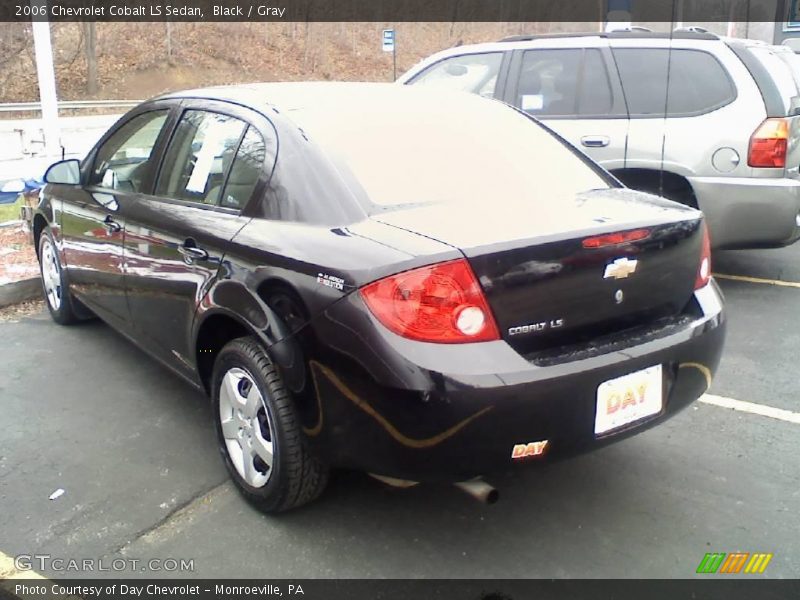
(0, 21, 608, 102)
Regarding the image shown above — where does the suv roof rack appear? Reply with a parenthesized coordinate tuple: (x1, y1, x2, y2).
(674, 26, 710, 33)
(498, 30, 719, 42)
(608, 26, 652, 32)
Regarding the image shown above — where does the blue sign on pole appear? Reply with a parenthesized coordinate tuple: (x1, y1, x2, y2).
(382, 29, 395, 52)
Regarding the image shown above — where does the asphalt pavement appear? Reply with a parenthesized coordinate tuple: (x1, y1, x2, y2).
(1, 243, 798, 579)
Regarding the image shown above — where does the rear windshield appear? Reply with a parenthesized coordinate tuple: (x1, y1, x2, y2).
(749, 46, 799, 111)
(291, 97, 611, 211)
(773, 49, 800, 93)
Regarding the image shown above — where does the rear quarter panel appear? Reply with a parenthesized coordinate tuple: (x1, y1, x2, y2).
(196, 217, 459, 360)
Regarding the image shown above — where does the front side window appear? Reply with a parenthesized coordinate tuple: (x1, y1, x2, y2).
(613, 48, 735, 116)
(90, 110, 169, 192)
(517, 49, 614, 117)
(156, 110, 247, 205)
(409, 53, 503, 98)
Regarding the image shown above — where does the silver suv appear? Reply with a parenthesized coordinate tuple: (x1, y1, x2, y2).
(399, 30, 800, 250)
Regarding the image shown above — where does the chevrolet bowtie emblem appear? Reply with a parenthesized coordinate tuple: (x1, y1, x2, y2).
(604, 257, 638, 280)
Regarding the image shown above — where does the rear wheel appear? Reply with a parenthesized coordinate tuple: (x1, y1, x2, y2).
(211, 336, 329, 512)
(38, 229, 79, 325)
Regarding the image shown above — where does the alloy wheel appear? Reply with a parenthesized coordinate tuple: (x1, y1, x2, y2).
(218, 367, 275, 488)
(40, 237, 62, 311)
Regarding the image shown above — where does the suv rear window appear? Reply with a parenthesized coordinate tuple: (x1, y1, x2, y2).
(613, 48, 736, 117)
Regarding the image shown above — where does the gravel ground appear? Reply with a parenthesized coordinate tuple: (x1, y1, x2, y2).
(0, 298, 44, 322)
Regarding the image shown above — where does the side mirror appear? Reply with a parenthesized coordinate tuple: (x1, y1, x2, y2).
(44, 159, 81, 185)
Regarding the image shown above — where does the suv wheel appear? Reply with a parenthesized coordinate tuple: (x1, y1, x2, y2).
(211, 336, 329, 512)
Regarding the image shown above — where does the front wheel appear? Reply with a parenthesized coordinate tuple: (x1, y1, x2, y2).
(211, 336, 329, 513)
(38, 229, 79, 325)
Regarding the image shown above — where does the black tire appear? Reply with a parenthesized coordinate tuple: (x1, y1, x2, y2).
(211, 336, 329, 513)
(38, 228, 80, 325)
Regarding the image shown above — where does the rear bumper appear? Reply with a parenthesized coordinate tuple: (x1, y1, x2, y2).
(689, 175, 800, 249)
(305, 282, 726, 482)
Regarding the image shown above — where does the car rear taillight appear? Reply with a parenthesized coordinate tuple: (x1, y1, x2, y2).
(748, 118, 789, 168)
(695, 223, 712, 290)
(360, 258, 500, 343)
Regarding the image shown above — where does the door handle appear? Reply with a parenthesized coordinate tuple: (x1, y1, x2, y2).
(581, 135, 610, 148)
(103, 215, 122, 234)
(178, 240, 209, 262)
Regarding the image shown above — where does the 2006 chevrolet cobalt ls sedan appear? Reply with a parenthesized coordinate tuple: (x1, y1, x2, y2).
(34, 83, 725, 512)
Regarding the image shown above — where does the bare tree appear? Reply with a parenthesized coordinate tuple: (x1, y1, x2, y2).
(84, 22, 97, 95)
(165, 21, 173, 65)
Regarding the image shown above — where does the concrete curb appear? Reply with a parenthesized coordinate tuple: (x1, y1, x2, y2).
(0, 276, 41, 308)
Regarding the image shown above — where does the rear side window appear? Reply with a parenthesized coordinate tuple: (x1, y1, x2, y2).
(517, 49, 614, 117)
(219, 127, 266, 210)
(613, 48, 736, 117)
(156, 110, 247, 206)
(409, 53, 503, 98)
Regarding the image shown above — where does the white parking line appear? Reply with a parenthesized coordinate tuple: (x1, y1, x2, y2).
(713, 273, 800, 289)
(700, 394, 800, 425)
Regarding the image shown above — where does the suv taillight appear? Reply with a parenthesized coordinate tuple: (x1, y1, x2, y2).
(695, 223, 712, 290)
(360, 258, 500, 343)
(748, 118, 789, 168)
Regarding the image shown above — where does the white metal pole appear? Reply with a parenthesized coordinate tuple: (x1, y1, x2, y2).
(31, 1, 61, 158)
(674, 0, 684, 29)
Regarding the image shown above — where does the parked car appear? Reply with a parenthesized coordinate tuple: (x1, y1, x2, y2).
(34, 83, 725, 512)
(399, 30, 800, 250)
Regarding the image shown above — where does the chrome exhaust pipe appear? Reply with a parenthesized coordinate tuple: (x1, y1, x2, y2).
(454, 479, 499, 504)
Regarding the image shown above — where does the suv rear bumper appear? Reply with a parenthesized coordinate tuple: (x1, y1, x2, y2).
(689, 175, 800, 249)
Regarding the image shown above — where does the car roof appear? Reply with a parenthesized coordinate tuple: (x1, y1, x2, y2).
(153, 81, 488, 114)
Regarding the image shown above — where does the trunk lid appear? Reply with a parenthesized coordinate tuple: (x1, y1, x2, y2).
(374, 188, 704, 354)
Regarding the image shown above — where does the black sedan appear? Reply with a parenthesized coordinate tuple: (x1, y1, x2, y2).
(34, 83, 725, 512)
